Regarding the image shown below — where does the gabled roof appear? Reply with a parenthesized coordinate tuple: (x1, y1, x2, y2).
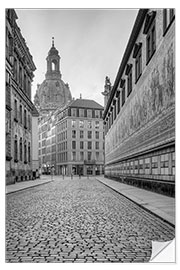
(69, 98, 103, 110)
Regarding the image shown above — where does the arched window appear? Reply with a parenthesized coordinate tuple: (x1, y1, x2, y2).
(19, 137, 22, 161)
(51, 59, 57, 71)
(14, 135, 18, 162)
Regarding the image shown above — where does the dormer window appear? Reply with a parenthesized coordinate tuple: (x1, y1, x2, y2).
(143, 11, 156, 64)
(133, 43, 142, 83)
(125, 64, 132, 96)
(163, 9, 175, 35)
(120, 79, 126, 107)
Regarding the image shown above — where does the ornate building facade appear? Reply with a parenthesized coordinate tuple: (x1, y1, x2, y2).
(103, 9, 175, 196)
(6, 9, 38, 185)
(34, 38, 72, 116)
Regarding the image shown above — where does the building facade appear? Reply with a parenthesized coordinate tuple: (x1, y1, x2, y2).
(6, 9, 14, 183)
(103, 9, 175, 196)
(6, 9, 37, 185)
(32, 106, 40, 179)
(38, 98, 104, 176)
(56, 98, 104, 176)
(38, 112, 57, 175)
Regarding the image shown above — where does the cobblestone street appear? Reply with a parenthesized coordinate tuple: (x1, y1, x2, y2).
(6, 177, 175, 263)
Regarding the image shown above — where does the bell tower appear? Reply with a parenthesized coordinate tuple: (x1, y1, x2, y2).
(45, 37, 62, 79)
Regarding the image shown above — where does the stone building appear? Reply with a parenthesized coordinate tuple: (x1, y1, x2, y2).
(32, 106, 40, 178)
(38, 98, 104, 176)
(55, 98, 104, 176)
(103, 9, 175, 196)
(5, 9, 37, 184)
(38, 111, 57, 175)
(34, 38, 72, 116)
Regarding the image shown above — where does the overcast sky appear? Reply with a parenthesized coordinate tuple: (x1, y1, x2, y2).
(15, 9, 138, 106)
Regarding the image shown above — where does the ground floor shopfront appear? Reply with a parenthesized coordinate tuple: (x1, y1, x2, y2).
(56, 163, 104, 176)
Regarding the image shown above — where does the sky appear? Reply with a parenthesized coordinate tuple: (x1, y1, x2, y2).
(15, 9, 138, 106)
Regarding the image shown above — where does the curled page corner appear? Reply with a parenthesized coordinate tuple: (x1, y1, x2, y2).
(150, 239, 175, 263)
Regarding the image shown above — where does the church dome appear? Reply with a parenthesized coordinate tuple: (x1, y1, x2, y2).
(33, 38, 72, 114)
(38, 78, 72, 111)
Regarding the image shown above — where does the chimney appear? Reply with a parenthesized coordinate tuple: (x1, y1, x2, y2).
(80, 93, 82, 99)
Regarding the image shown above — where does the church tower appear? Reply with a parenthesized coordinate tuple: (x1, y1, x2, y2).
(34, 38, 72, 115)
(45, 37, 62, 80)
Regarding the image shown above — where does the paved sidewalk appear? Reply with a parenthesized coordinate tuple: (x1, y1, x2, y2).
(6, 175, 53, 194)
(96, 176, 175, 226)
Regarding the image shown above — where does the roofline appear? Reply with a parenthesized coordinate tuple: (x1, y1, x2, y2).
(103, 9, 148, 119)
(69, 98, 104, 109)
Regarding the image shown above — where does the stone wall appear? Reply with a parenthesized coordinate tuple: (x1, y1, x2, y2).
(104, 10, 175, 195)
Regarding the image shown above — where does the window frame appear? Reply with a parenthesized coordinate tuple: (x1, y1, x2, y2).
(127, 67, 132, 97)
(146, 20, 156, 65)
(135, 47, 142, 83)
(121, 82, 125, 107)
(87, 141, 92, 150)
(163, 9, 175, 36)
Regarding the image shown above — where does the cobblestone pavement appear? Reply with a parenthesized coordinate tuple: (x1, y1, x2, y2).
(6, 177, 175, 263)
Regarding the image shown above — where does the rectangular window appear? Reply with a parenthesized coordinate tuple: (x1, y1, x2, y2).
(95, 152, 99, 161)
(79, 120, 84, 128)
(72, 130, 76, 138)
(80, 152, 84, 161)
(28, 81, 31, 99)
(28, 142, 31, 163)
(72, 152, 76, 161)
(95, 141, 99, 150)
(14, 136, 18, 162)
(88, 141, 92, 150)
(87, 152, 92, 161)
(117, 92, 120, 114)
(24, 109, 27, 128)
(95, 121, 99, 129)
(87, 109, 92, 118)
(87, 121, 92, 128)
(163, 9, 175, 34)
(135, 47, 142, 82)
(72, 120, 76, 128)
(14, 99, 18, 121)
(121, 83, 125, 107)
(24, 73, 27, 94)
(127, 67, 132, 96)
(80, 130, 84, 138)
(72, 141, 76, 149)
(146, 21, 156, 64)
(80, 141, 84, 149)
(95, 131, 99, 139)
(95, 110, 100, 118)
(19, 66, 22, 86)
(79, 109, 84, 117)
(71, 108, 76, 117)
(19, 104, 22, 124)
(14, 58, 18, 81)
(88, 131, 92, 139)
